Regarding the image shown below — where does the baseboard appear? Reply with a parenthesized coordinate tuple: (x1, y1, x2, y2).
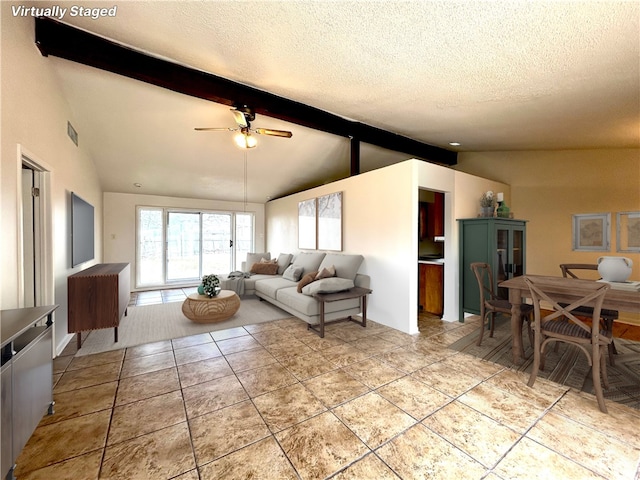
(56, 332, 75, 357)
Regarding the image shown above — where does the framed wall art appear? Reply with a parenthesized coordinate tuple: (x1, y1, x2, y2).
(298, 198, 316, 249)
(572, 213, 610, 252)
(317, 192, 342, 251)
(616, 211, 640, 253)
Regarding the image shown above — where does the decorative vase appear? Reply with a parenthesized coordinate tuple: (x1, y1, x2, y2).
(597, 256, 633, 282)
(481, 206, 494, 217)
(496, 201, 510, 218)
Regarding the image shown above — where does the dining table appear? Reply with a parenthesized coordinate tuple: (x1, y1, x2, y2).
(499, 274, 640, 364)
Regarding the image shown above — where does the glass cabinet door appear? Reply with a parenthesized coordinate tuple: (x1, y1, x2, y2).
(495, 225, 525, 299)
(496, 228, 510, 299)
(512, 228, 524, 277)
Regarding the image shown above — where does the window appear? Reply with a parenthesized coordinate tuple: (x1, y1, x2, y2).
(136, 207, 253, 288)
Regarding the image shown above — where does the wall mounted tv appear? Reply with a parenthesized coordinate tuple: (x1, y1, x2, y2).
(71, 192, 95, 267)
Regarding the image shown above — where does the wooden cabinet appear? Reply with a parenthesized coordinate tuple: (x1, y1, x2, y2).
(458, 218, 527, 321)
(68, 263, 130, 348)
(419, 192, 444, 240)
(427, 192, 444, 238)
(419, 263, 444, 316)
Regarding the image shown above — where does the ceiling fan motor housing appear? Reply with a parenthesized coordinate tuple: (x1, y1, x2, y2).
(234, 105, 255, 123)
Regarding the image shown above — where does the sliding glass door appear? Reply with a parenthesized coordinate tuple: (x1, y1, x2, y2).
(202, 213, 232, 275)
(166, 211, 201, 282)
(138, 208, 164, 286)
(136, 207, 252, 288)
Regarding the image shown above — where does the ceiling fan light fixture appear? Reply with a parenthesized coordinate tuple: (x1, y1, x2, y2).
(234, 131, 257, 149)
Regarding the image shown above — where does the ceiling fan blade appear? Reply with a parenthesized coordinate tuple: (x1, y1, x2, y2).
(255, 128, 293, 138)
(194, 127, 236, 131)
(231, 109, 248, 128)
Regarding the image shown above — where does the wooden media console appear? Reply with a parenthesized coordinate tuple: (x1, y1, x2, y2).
(68, 263, 130, 349)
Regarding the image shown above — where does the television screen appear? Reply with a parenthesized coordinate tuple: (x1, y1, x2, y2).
(71, 192, 95, 267)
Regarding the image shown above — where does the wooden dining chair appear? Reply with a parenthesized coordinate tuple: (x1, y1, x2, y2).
(470, 262, 533, 347)
(524, 276, 612, 413)
(560, 264, 619, 365)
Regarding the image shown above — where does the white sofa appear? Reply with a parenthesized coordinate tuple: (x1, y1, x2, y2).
(241, 252, 370, 326)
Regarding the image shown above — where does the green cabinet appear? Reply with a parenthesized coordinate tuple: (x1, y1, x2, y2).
(458, 217, 527, 321)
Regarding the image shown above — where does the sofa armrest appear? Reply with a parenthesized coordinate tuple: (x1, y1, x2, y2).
(354, 274, 370, 289)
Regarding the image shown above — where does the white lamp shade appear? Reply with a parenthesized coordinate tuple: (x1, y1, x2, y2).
(234, 132, 257, 149)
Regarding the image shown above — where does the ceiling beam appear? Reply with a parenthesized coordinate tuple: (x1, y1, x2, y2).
(35, 17, 457, 166)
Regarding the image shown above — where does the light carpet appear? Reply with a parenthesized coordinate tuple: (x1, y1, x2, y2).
(76, 298, 292, 356)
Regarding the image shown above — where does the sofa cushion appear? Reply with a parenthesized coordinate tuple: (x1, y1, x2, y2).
(301, 277, 354, 295)
(255, 277, 297, 298)
(297, 271, 318, 293)
(276, 287, 360, 316)
(318, 254, 363, 281)
(276, 253, 293, 275)
(291, 252, 326, 275)
(246, 252, 270, 268)
(282, 265, 304, 282)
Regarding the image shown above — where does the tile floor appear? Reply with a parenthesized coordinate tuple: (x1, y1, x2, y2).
(14, 293, 640, 479)
(128, 287, 197, 307)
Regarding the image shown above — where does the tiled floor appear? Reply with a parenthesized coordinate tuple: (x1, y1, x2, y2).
(128, 287, 197, 307)
(14, 297, 640, 479)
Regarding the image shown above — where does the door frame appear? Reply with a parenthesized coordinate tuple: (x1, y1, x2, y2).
(16, 145, 55, 308)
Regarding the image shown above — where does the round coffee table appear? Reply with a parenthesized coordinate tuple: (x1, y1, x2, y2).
(181, 290, 240, 323)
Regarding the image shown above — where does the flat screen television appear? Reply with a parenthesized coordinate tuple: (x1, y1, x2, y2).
(71, 192, 95, 267)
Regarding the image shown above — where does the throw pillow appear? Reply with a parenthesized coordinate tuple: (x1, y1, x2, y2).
(283, 265, 304, 282)
(276, 253, 293, 275)
(315, 265, 336, 280)
(246, 252, 270, 268)
(250, 262, 279, 275)
(297, 271, 319, 293)
(301, 278, 354, 295)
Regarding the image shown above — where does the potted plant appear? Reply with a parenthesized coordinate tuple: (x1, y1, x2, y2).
(199, 274, 221, 297)
(480, 191, 496, 217)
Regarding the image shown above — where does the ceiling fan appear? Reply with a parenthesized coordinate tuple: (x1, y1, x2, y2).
(195, 105, 293, 149)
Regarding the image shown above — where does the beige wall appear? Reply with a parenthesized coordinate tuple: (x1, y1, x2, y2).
(1, 9, 104, 353)
(103, 192, 265, 289)
(265, 159, 509, 332)
(456, 149, 640, 280)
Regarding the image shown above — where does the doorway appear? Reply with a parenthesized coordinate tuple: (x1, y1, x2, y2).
(19, 153, 52, 309)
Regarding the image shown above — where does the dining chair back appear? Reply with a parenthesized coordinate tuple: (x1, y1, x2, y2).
(470, 262, 532, 347)
(524, 276, 612, 413)
(559, 263, 619, 365)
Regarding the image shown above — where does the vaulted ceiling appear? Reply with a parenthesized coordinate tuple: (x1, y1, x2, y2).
(31, 1, 639, 203)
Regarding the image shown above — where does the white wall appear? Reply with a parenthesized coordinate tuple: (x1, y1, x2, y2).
(1, 9, 103, 353)
(103, 192, 266, 289)
(265, 159, 509, 333)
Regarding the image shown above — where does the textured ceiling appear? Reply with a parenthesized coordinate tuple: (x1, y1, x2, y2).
(30, 1, 640, 202)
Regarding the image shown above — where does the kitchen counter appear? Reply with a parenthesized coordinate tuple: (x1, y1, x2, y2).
(418, 258, 444, 265)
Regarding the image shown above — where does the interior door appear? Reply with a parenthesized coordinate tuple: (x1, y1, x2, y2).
(21, 166, 42, 307)
(166, 212, 201, 282)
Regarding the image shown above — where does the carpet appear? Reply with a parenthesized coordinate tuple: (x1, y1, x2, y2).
(448, 315, 640, 410)
(75, 298, 292, 357)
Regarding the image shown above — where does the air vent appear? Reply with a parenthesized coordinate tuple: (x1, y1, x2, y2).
(67, 121, 78, 146)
